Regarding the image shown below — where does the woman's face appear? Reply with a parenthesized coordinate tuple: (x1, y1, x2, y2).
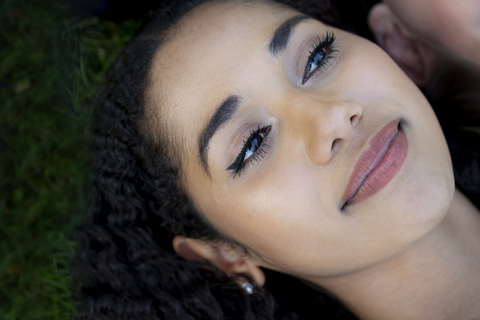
(150, 1, 454, 280)
(383, 0, 480, 68)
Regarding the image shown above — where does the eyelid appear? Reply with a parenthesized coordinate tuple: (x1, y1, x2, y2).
(298, 31, 338, 84)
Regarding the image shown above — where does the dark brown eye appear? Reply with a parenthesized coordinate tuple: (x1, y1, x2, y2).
(302, 32, 336, 84)
(303, 48, 328, 82)
(227, 125, 271, 178)
(243, 126, 269, 162)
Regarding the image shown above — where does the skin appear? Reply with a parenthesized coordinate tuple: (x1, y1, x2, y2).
(382, 0, 480, 69)
(150, 1, 480, 318)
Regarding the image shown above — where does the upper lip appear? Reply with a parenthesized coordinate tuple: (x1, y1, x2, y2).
(341, 120, 401, 208)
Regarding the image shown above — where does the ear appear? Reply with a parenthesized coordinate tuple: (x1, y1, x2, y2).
(172, 235, 265, 288)
(368, 3, 430, 86)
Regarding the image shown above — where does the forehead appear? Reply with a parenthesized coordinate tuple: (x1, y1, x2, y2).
(149, 1, 298, 162)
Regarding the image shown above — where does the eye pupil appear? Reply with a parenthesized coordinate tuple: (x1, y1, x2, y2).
(250, 139, 259, 151)
(243, 128, 269, 162)
(245, 133, 263, 160)
(309, 50, 326, 72)
(314, 51, 325, 64)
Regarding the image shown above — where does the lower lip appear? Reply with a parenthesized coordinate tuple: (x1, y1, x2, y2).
(342, 120, 408, 208)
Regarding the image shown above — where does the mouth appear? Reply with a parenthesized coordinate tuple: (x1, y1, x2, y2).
(341, 119, 408, 210)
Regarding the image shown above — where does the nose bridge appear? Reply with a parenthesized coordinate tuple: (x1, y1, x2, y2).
(285, 92, 362, 166)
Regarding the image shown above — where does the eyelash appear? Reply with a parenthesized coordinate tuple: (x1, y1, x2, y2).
(302, 31, 337, 84)
(227, 125, 271, 178)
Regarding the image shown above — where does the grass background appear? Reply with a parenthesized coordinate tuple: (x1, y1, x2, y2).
(0, 1, 139, 318)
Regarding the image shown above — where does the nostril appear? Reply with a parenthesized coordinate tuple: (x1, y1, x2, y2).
(332, 138, 340, 152)
(350, 114, 359, 126)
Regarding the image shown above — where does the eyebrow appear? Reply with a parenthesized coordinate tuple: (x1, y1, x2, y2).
(198, 15, 311, 177)
(199, 95, 240, 177)
(269, 15, 310, 56)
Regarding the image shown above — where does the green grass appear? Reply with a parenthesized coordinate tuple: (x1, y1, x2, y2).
(0, 1, 139, 319)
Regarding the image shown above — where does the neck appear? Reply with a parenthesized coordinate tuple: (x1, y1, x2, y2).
(316, 189, 480, 320)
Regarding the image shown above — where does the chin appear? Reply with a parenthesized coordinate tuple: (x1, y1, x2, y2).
(396, 157, 455, 242)
(396, 115, 456, 237)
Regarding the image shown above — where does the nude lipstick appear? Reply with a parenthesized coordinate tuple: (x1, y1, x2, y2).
(342, 120, 408, 209)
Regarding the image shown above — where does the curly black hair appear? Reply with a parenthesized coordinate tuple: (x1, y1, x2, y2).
(74, 0, 359, 319)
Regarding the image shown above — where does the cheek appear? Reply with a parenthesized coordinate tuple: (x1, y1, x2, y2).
(202, 154, 352, 276)
(428, 2, 465, 35)
(332, 37, 413, 110)
(216, 158, 325, 252)
(409, 0, 479, 59)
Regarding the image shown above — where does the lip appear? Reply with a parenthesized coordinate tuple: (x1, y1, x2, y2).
(342, 120, 408, 209)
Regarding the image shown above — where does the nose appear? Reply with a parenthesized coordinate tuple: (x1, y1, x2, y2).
(293, 97, 363, 166)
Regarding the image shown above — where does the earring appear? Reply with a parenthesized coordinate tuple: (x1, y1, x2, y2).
(232, 273, 255, 294)
(241, 280, 254, 294)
